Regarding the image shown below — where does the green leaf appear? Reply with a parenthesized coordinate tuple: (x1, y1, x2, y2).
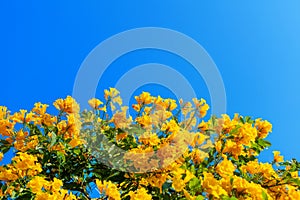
(262, 190, 268, 200)
(188, 177, 201, 195)
(195, 196, 205, 200)
(290, 178, 300, 187)
(74, 148, 81, 155)
(50, 132, 57, 147)
(57, 151, 66, 163)
(221, 197, 238, 200)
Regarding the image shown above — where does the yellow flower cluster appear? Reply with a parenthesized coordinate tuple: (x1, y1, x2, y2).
(53, 96, 80, 114)
(0, 88, 299, 200)
(0, 152, 42, 182)
(96, 179, 121, 200)
(27, 176, 77, 199)
(128, 187, 152, 200)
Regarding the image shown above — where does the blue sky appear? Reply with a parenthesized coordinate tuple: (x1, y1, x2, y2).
(1, 1, 300, 163)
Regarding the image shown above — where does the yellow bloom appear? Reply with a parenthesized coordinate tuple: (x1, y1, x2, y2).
(222, 140, 244, 159)
(255, 118, 272, 139)
(145, 173, 168, 192)
(51, 178, 63, 192)
(139, 132, 160, 146)
(11, 110, 35, 123)
(273, 151, 284, 163)
(202, 172, 228, 198)
(0, 106, 8, 119)
(180, 101, 193, 116)
(0, 152, 3, 162)
(197, 120, 208, 132)
(190, 132, 208, 147)
(164, 98, 177, 111)
(136, 115, 152, 128)
(69, 136, 85, 148)
(88, 98, 103, 109)
(104, 87, 120, 100)
(112, 106, 132, 129)
(161, 119, 180, 133)
(135, 92, 152, 105)
(240, 160, 277, 179)
(53, 96, 80, 114)
(132, 103, 141, 112)
(96, 179, 121, 200)
(192, 98, 209, 118)
(128, 187, 152, 200)
(234, 123, 257, 146)
(35, 193, 51, 200)
(11, 152, 42, 178)
(32, 102, 48, 115)
(113, 95, 123, 106)
(216, 155, 235, 177)
(172, 175, 186, 192)
(0, 167, 18, 181)
(191, 149, 208, 164)
(27, 176, 48, 193)
(116, 132, 128, 141)
(0, 117, 15, 137)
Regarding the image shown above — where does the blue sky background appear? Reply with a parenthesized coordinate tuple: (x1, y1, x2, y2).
(1, 1, 300, 164)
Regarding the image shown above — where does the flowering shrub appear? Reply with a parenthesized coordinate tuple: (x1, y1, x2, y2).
(0, 88, 299, 199)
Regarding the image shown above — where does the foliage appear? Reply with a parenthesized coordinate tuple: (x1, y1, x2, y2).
(0, 88, 299, 199)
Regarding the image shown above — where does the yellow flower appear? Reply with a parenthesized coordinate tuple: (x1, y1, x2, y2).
(69, 136, 85, 148)
(192, 98, 209, 118)
(190, 132, 208, 147)
(116, 132, 128, 141)
(27, 176, 48, 193)
(128, 187, 152, 200)
(172, 175, 186, 192)
(0, 152, 3, 162)
(139, 132, 160, 146)
(234, 123, 257, 146)
(202, 172, 228, 198)
(164, 98, 177, 111)
(88, 98, 103, 109)
(255, 118, 272, 139)
(51, 178, 63, 192)
(11, 152, 42, 178)
(112, 106, 132, 129)
(104, 87, 120, 100)
(0, 167, 18, 181)
(161, 119, 180, 133)
(113, 95, 123, 106)
(32, 102, 48, 115)
(136, 115, 152, 128)
(53, 96, 80, 114)
(240, 160, 277, 179)
(96, 179, 121, 200)
(11, 110, 35, 123)
(132, 103, 141, 112)
(180, 101, 193, 116)
(183, 189, 196, 200)
(222, 140, 244, 159)
(171, 168, 195, 192)
(145, 173, 168, 192)
(35, 193, 51, 200)
(191, 149, 208, 164)
(273, 151, 284, 163)
(216, 155, 235, 177)
(197, 120, 208, 132)
(0, 106, 9, 119)
(135, 92, 152, 105)
(0, 117, 15, 137)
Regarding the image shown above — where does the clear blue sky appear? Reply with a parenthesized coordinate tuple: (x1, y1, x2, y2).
(1, 1, 300, 163)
